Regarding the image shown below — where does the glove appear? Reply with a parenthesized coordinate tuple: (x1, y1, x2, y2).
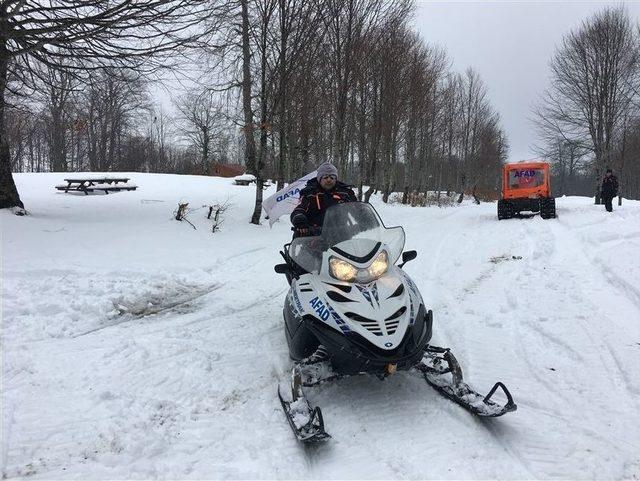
(294, 226, 321, 237)
(291, 213, 309, 228)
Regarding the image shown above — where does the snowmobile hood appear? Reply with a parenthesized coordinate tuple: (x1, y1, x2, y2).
(286, 202, 424, 350)
(289, 267, 424, 351)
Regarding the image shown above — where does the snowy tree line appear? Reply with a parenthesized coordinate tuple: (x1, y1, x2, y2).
(229, 0, 508, 222)
(6, 69, 238, 175)
(534, 6, 640, 201)
(2, 0, 508, 216)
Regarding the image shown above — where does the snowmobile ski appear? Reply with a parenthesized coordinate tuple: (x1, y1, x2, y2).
(416, 346, 517, 417)
(278, 365, 331, 443)
(298, 358, 343, 387)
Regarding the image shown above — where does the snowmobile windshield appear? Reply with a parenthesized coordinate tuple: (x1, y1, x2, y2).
(288, 202, 406, 275)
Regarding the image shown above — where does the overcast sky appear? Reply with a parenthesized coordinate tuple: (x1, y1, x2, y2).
(412, 1, 640, 163)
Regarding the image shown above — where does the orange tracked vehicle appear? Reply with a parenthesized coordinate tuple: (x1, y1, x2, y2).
(497, 162, 556, 220)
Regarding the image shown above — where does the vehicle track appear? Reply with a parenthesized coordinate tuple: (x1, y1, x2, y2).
(489, 215, 640, 477)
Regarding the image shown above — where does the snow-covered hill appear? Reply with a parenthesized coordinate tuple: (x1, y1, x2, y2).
(3, 173, 640, 479)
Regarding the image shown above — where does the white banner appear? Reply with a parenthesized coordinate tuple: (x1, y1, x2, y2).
(262, 170, 317, 227)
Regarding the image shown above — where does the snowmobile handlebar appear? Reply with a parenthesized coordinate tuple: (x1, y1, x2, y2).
(291, 225, 322, 237)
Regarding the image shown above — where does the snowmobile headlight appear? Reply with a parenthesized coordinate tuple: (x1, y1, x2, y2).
(367, 250, 388, 279)
(330, 251, 389, 284)
(329, 257, 358, 282)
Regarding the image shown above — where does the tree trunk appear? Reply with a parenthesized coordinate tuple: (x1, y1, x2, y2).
(0, 45, 25, 211)
(382, 183, 390, 203)
(252, 178, 264, 223)
(471, 183, 480, 204)
(202, 126, 210, 174)
(457, 174, 466, 203)
(276, 0, 288, 191)
(240, 0, 261, 224)
(50, 109, 67, 172)
(364, 187, 375, 203)
(594, 163, 602, 204)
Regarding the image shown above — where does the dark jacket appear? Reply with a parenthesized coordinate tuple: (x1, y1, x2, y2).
(601, 175, 619, 197)
(290, 179, 358, 229)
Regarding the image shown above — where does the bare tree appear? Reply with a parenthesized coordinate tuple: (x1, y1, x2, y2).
(533, 137, 588, 195)
(5, 103, 31, 172)
(36, 66, 75, 172)
(149, 108, 172, 172)
(82, 69, 150, 171)
(456, 68, 485, 201)
(239, 0, 261, 224)
(174, 90, 226, 173)
(1, 0, 215, 212)
(273, 0, 324, 189)
(322, 0, 411, 166)
(533, 6, 640, 203)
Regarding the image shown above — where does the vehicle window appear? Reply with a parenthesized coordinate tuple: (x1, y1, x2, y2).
(508, 169, 544, 189)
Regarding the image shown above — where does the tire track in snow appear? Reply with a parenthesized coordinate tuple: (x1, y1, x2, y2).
(534, 218, 637, 395)
(429, 212, 636, 479)
(426, 210, 528, 350)
(506, 220, 580, 408)
(72, 283, 223, 337)
(547, 220, 640, 402)
(558, 215, 640, 311)
(492, 215, 640, 478)
(492, 217, 616, 477)
(404, 212, 554, 478)
(593, 257, 640, 310)
(183, 286, 287, 332)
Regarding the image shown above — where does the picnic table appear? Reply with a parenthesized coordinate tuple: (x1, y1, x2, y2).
(233, 174, 256, 186)
(232, 174, 272, 189)
(55, 177, 137, 195)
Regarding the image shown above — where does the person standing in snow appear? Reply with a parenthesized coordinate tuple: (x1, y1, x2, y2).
(601, 168, 619, 212)
(290, 162, 358, 237)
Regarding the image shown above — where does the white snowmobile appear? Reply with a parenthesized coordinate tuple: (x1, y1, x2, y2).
(274, 202, 516, 443)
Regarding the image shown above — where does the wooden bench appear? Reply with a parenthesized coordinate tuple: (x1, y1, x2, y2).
(55, 177, 137, 195)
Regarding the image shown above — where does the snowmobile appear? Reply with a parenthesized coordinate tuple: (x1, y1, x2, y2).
(274, 202, 516, 443)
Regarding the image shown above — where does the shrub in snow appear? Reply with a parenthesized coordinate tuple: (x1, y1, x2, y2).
(388, 191, 456, 207)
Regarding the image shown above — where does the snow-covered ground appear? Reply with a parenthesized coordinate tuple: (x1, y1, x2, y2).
(2, 173, 640, 480)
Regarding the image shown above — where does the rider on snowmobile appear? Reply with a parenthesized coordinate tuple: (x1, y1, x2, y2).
(290, 162, 358, 238)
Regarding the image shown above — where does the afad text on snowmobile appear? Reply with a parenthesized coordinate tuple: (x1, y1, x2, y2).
(274, 202, 516, 443)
